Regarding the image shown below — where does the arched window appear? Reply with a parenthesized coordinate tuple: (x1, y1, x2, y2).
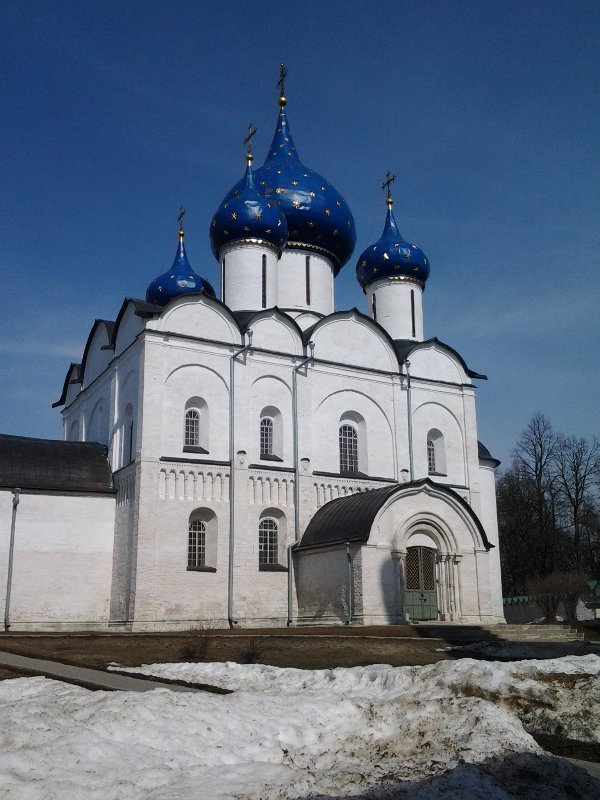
(185, 408, 200, 447)
(122, 404, 134, 466)
(260, 416, 273, 457)
(426, 429, 446, 476)
(427, 439, 436, 473)
(259, 406, 283, 462)
(188, 519, 206, 568)
(187, 509, 217, 571)
(259, 518, 278, 566)
(183, 397, 209, 453)
(339, 424, 358, 473)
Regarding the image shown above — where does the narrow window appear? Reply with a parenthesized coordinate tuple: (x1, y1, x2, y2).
(305, 255, 311, 306)
(427, 439, 436, 474)
(339, 424, 358, 473)
(188, 519, 206, 568)
(259, 518, 278, 565)
(185, 409, 200, 447)
(411, 290, 416, 338)
(262, 254, 267, 308)
(222, 258, 226, 304)
(372, 292, 377, 321)
(260, 416, 274, 457)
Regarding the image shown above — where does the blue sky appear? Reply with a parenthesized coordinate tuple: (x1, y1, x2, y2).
(1, 0, 598, 468)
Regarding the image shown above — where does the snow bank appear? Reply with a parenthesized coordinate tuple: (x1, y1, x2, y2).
(1, 656, 599, 799)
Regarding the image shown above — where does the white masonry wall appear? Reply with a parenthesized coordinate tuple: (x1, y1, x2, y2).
(0, 490, 115, 630)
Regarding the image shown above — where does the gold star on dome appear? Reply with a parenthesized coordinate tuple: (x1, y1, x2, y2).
(223, 202, 228, 209)
(231, 212, 237, 220)
(333, 229, 338, 236)
(291, 180, 298, 186)
(307, 221, 315, 228)
(325, 209, 331, 216)
(321, 186, 326, 191)
(254, 208, 262, 219)
(243, 226, 250, 232)
(293, 200, 301, 208)
(383, 253, 389, 260)
(271, 151, 277, 156)
(275, 187, 284, 194)
(303, 173, 309, 178)
(277, 220, 282, 227)
(260, 181, 266, 186)
(361, 260, 367, 267)
(347, 221, 351, 227)
(336, 200, 342, 206)
(211, 219, 216, 228)
(309, 192, 315, 198)
(265, 228, 271, 234)
(284, 137, 289, 142)
(223, 229, 229, 236)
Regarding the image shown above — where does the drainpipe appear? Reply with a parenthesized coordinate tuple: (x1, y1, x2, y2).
(228, 331, 253, 629)
(287, 542, 298, 626)
(292, 341, 315, 542)
(405, 359, 414, 481)
(4, 488, 21, 631)
(345, 541, 353, 624)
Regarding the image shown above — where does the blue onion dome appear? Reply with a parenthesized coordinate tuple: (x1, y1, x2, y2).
(356, 193, 430, 291)
(210, 151, 288, 258)
(216, 95, 356, 274)
(146, 224, 216, 305)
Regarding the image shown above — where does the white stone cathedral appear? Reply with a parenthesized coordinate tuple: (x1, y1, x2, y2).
(0, 80, 505, 630)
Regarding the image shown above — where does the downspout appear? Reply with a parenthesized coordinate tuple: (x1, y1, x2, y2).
(345, 541, 353, 624)
(228, 331, 252, 629)
(287, 341, 314, 628)
(292, 341, 314, 542)
(287, 542, 298, 626)
(4, 488, 21, 631)
(405, 359, 414, 480)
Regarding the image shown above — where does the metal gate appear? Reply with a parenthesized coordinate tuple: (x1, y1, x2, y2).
(404, 546, 438, 621)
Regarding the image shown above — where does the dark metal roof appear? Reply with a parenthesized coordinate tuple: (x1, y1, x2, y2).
(0, 434, 114, 493)
(299, 478, 492, 550)
(394, 337, 487, 380)
(478, 440, 501, 468)
(52, 362, 82, 408)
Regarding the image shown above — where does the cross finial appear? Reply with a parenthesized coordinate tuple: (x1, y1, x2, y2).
(243, 123, 257, 165)
(382, 171, 396, 207)
(177, 205, 186, 240)
(278, 62, 288, 107)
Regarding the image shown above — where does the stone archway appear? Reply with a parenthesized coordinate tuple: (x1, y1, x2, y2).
(405, 541, 438, 621)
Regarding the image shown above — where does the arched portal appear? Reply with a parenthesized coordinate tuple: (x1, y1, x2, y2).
(405, 544, 437, 620)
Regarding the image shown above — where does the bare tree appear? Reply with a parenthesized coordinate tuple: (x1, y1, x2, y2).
(554, 435, 600, 569)
(512, 413, 561, 575)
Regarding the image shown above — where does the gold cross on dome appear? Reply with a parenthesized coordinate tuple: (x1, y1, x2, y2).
(177, 205, 186, 234)
(244, 124, 257, 163)
(278, 63, 288, 97)
(382, 171, 396, 206)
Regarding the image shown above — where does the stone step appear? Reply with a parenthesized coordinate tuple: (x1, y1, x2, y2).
(409, 624, 583, 643)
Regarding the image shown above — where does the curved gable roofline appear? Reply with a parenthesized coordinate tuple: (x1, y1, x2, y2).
(232, 307, 305, 343)
(79, 319, 115, 386)
(156, 290, 245, 339)
(111, 297, 163, 349)
(299, 478, 492, 551)
(52, 362, 82, 408)
(302, 307, 401, 363)
(393, 337, 487, 380)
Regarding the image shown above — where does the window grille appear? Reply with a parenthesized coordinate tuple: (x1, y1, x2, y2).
(339, 424, 358, 473)
(188, 519, 206, 568)
(260, 417, 273, 457)
(427, 439, 436, 474)
(259, 518, 278, 565)
(185, 409, 200, 447)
